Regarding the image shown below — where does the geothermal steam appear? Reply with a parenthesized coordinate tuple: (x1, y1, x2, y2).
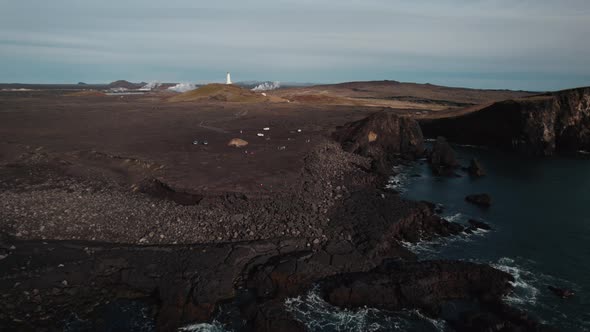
(252, 81, 280, 91)
(168, 83, 197, 93)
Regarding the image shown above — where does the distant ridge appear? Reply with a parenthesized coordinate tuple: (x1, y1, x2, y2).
(168, 83, 286, 103)
(107, 80, 142, 89)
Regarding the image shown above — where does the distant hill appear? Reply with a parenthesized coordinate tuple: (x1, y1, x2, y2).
(107, 80, 142, 89)
(271, 80, 536, 109)
(168, 84, 286, 103)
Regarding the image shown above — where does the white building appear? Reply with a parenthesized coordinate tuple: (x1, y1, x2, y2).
(226, 72, 232, 85)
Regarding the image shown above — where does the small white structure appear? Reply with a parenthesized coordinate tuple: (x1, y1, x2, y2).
(226, 72, 232, 85)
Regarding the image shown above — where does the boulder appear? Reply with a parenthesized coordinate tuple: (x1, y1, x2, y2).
(430, 137, 458, 166)
(468, 219, 492, 231)
(465, 194, 492, 207)
(548, 286, 575, 299)
(228, 138, 249, 148)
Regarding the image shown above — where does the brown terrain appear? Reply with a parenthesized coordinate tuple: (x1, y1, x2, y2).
(271, 80, 534, 111)
(0, 82, 565, 331)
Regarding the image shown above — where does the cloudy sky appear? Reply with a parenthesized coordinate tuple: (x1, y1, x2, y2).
(1, 0, 589, 90)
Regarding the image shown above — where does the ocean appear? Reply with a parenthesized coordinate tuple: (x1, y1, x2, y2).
(389, 144, 590, 331)
(278, 144, 590, 332)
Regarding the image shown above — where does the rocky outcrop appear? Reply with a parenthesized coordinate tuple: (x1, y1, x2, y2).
(468, 219, 492, 231)
(428, 136, 458, 175)
(319, 260, 512, 315)
(430, 137, 458, 167)
(420, 87, 590, 155)
(467, 158, 486, 177)
(333, 111, 425, 166)
(318, 260, 557, 332)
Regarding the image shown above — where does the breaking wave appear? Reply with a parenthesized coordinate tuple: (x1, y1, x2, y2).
(490, 257, 541, 306)
(177, 321, 228, 332)
(387, 164, 414, 193)
(285, 286, 448, 331)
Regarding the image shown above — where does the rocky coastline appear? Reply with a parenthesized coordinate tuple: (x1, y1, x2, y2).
(0, 112, 556, 331)
(420, 87, 590, 156)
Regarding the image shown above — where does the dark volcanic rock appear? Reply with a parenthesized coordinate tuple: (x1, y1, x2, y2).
(333, 111, 425, 166)
(468, 219, 492, 231)
(467, 158, 486, 177)
(430, 136, 458, 167)
(428, 136, 458, 175)
(548, 286, 575, 299)
(420, 87, 590, 156)
(319, 260, 513, 315)
(466, 193, 492, 207)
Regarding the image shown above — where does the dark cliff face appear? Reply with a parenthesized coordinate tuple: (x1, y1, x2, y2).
(421, 87, 590, 156)
(333, 110, 425, 161)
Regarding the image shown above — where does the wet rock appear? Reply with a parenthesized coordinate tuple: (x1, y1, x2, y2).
(548, 286, 575, 299)
(429, 137, 458, 175)
(319, 260, 513, 316)
(465, 193, 492, 207)
(468, 219, 492, 231)
(467, 158, 486, 177)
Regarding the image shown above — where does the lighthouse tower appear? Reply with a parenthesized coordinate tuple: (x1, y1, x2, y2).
(226, 72, 232, 85)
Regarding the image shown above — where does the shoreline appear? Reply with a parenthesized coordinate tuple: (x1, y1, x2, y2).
(0, 109, 556, 331)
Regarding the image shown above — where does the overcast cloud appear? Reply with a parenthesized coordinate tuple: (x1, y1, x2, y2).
(1, 0, 589, 90)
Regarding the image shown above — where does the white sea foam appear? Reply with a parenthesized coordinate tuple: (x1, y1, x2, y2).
(178, 321, 227, 332)
(400, 220, 489, 259)
(490, 257, 540, 306)
(443, 212, 464, 223)
(387, 164, 413, 193)
(285, 286, 448, 331)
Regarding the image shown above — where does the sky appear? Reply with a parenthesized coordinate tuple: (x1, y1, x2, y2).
(1, 0, 590, 91)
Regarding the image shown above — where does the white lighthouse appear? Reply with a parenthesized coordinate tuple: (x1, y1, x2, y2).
(226, 72, 232, 85)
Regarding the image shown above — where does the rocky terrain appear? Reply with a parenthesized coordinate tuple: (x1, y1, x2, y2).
(0, 85, 559, 331)
(271, 80, 534, 110)
(420, 87, 590, 155)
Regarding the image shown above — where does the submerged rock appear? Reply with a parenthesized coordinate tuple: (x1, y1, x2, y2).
(548, 286, 575, 299)
(465, 193, 492, 207)
(468, 219, 492, 231)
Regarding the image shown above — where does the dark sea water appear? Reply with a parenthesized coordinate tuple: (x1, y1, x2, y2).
(390, 144, 590, 332)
